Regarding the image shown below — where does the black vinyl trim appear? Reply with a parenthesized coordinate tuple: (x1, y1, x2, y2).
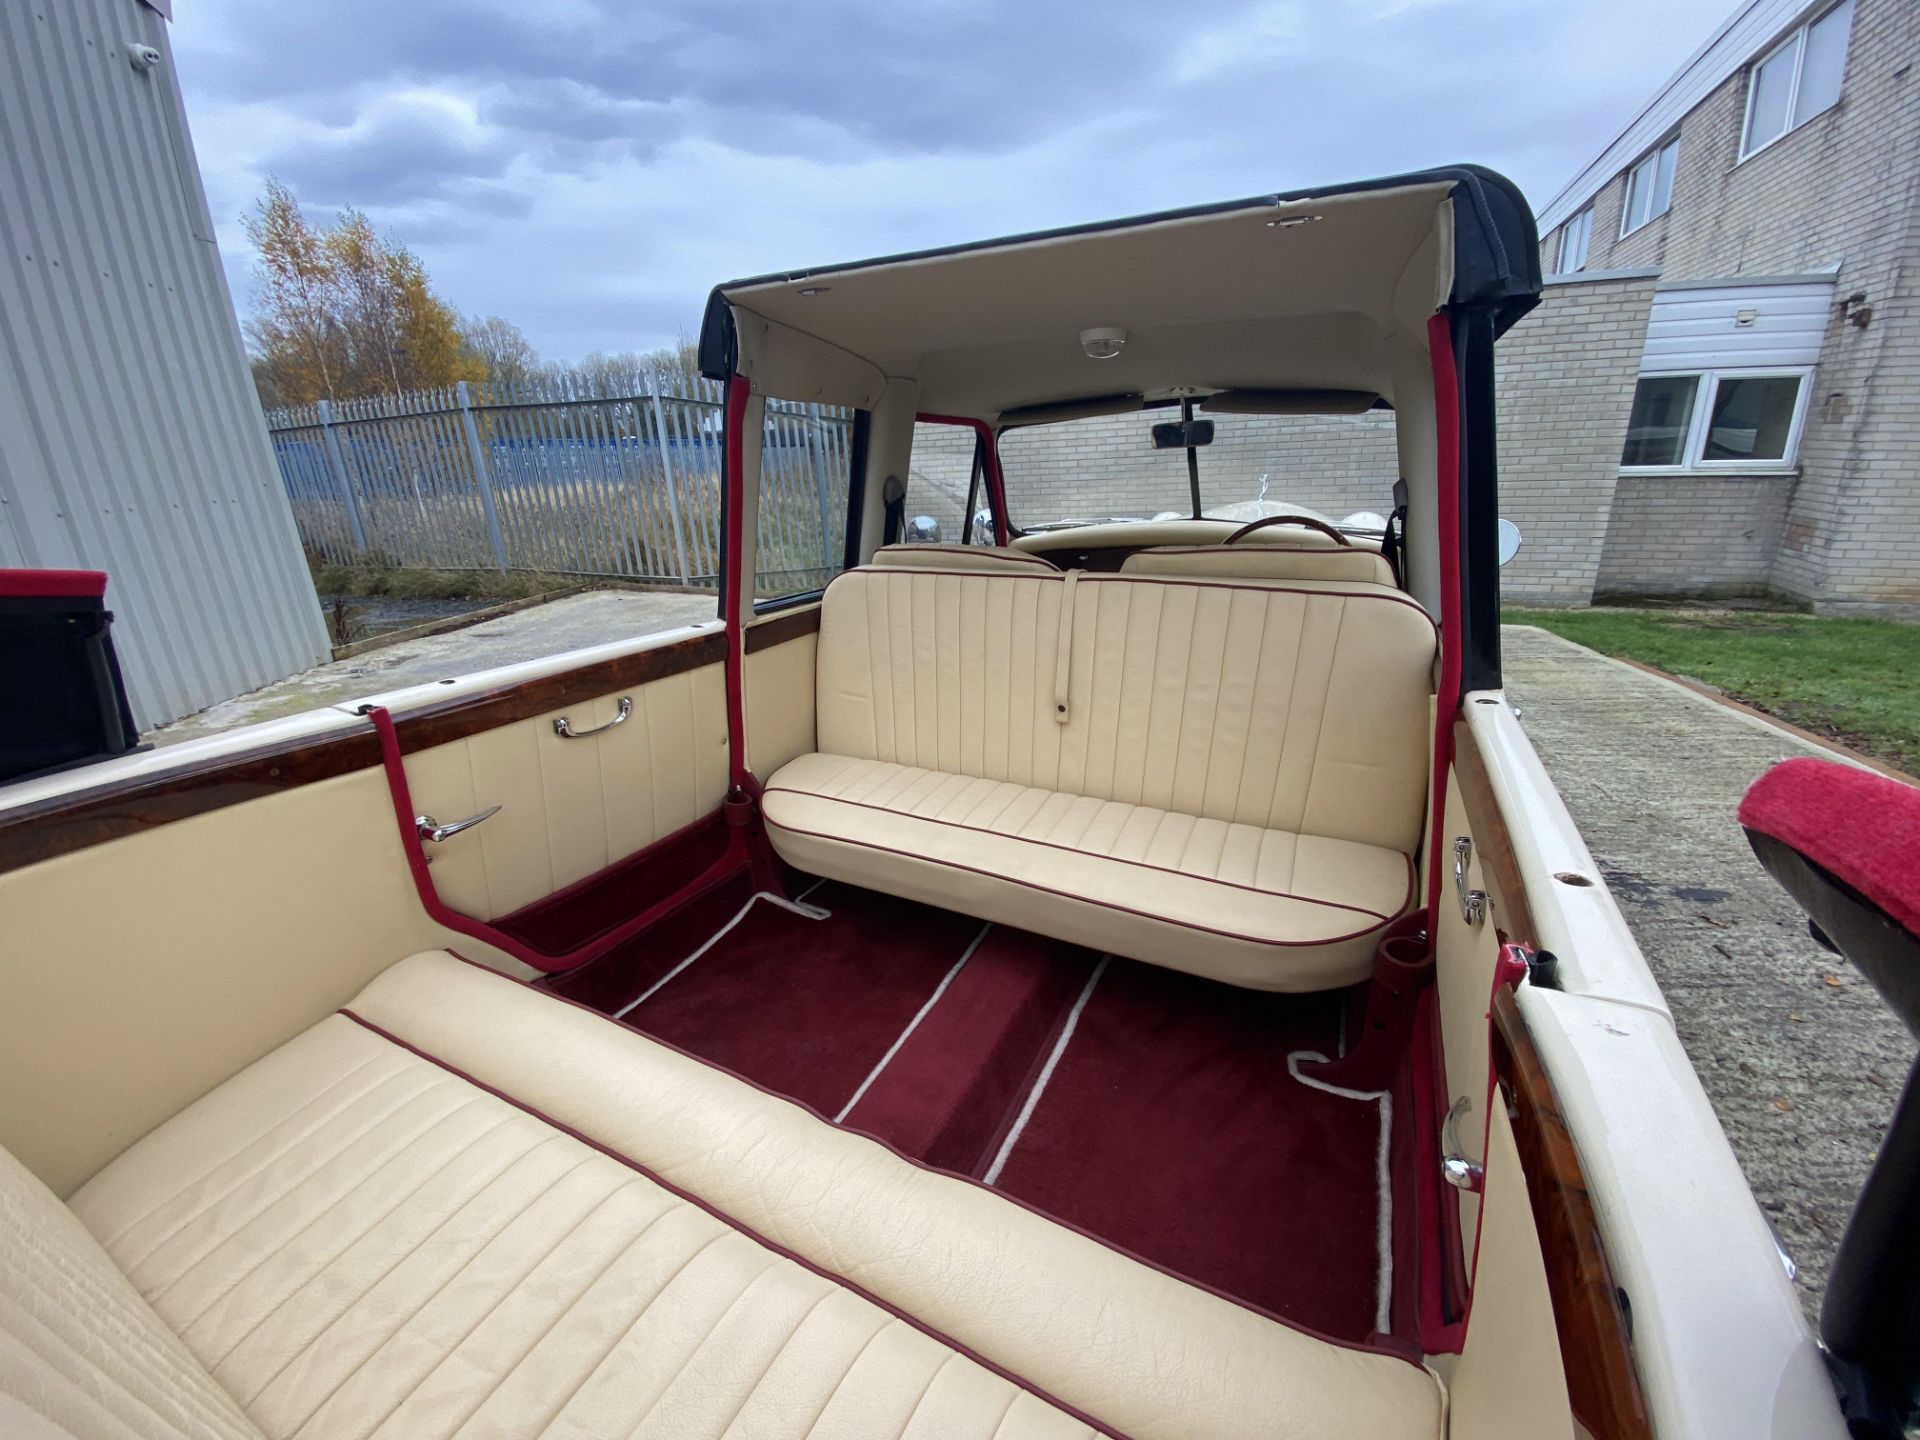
(842, 408, 872, 571)
(754, 589, 826, 615)
(1457, 307, 1503, 692)
(960, 432, 984, 545)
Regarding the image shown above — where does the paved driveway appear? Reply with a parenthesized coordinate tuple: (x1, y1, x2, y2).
(1502, 624, 1913, 1324)
(154, 590, 717, 745)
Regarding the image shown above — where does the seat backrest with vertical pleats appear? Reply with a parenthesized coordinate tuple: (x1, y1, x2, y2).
(0, 1145, 265, 1440)
(814, 556, 1436, 854)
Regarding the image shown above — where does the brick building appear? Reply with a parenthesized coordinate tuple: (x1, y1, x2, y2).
(1535, 0, 1919, 611)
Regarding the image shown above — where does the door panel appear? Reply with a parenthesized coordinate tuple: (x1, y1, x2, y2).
(745, 624, 818, 778)
(403, 664, 728, 920)
(1435, 764, 1504, 1258)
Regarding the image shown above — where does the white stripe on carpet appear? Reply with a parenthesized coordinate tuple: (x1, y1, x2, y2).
(981, 954, 1110, 1186)
(1286, 1050, 1395, 1337)
(833, 922, 993, 1122)
(612, 890, 829, 1019)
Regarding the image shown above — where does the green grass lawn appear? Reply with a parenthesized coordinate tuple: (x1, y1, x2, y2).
(1506, 607, 1920, 775)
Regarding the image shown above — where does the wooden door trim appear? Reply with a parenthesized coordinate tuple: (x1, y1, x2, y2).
(0, 627, 726, 875)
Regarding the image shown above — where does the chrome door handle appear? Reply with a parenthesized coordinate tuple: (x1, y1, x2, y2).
(554, 696, 631, 739)
(416, 805, 501, 843)
(1454, 835, 1487, 926)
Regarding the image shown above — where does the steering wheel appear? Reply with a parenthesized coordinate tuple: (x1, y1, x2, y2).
(1222, 514, 1353, 548)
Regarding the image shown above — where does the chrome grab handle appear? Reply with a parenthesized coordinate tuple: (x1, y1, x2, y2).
(1453, 835, 1487, 927)
(415, 805, 501, 844)
(554, 696, 631, 739)
(1441, 1095, 1485, 1192)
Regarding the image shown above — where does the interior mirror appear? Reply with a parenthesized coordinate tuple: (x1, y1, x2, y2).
(906, 515, 941, 544)
(1497, 518, 1522, 566)
(1150, 419, 1214, 450)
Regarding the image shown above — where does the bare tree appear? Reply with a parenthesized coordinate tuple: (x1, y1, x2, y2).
(462, 315, 542, 394)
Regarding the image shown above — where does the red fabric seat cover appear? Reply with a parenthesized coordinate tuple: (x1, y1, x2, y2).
(1739, 757, 1920, 939)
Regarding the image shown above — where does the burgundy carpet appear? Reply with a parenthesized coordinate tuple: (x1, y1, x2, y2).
(616, 881, 986, 1115)
(983, 958, 1386, 1341)
(497, 813, 733, 957)
(542, 870, 756, 1014)
(842, 928, 1096, 1174)
(546, 874, 1390, 1342)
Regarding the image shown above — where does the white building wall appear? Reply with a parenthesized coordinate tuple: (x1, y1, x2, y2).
(0, 0, 329, 729)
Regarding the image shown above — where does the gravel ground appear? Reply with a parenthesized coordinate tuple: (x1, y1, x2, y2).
(1502, 623, 1914, 1326)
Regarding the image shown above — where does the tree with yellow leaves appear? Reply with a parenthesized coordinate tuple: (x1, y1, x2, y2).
(243, 179, 483, 408)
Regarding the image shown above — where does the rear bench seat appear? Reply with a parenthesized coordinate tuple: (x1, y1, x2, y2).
(1, 951, 1443, 1440)
(764, 545, 1435, 991)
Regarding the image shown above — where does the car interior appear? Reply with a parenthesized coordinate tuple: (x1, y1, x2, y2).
(1, 170, 1597, 1440)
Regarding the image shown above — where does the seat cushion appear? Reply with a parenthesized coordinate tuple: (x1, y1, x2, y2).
(765, 753, 1414, 990)
(67, 952, 1441, 1440)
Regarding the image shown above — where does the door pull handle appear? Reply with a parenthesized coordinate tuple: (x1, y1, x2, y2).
(415, 805, 501, 844)
(1454, 835, 1488, 927)
(554, 696, 631, 739)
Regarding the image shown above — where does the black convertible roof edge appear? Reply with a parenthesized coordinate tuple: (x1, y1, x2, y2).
(697, 164, 1542, 381)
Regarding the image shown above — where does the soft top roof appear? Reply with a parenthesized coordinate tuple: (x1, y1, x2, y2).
(698, 165, 1539, 419)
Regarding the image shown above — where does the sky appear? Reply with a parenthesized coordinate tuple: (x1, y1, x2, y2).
(171, 0, 1738, 363)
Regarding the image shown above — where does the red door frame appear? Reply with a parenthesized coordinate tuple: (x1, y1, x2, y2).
(915, 412, 1011, 546)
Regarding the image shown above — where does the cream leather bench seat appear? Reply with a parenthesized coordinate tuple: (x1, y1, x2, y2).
(763, 546, 1435, 991)
(2, 952, 1442, 1440)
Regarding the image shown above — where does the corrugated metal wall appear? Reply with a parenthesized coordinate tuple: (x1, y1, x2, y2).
(0, 0, 330, 730)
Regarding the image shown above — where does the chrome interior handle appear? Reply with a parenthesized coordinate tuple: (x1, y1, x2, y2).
(1453, 835, 1487, 927)
(416, 805, 501, 844)
(554, 696, 631, 739)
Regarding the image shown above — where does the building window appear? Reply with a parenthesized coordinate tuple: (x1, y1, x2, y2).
(1621, 369, 1812, 471)
(1556, 208, 1593, 273)
(1742, 0, 1853, 158)
(1620, 136, 1679, 237)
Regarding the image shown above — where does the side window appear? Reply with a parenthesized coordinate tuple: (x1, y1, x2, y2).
(1556, 207, 1593, 273)
(1620, 135, 1679, 237)
(755, 399, 856, 600)
(906, 419, 992, 546)
(1620, 370, 1811, 471)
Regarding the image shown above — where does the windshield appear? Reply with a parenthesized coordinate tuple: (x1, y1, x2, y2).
(997, 406, 1399, 533)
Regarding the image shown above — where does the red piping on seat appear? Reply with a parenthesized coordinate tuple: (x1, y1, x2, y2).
(764, 812, 1412, 952)
(917, 412, 1009, 545)
(367, 705, 739, 972)
(426, 947, 1433, 1369)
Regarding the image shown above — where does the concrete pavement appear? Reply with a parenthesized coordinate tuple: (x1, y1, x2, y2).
(1502, 623, 1913, 1323)
(153, 590, 717, 745)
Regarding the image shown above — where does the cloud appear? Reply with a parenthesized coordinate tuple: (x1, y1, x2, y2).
(172, 0, 1737, 360)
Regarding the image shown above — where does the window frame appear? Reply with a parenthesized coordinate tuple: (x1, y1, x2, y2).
(1619, 136, 1679, 239)
(1557, 207, 1593, 274)
(751, 404, 867, 615)
(1619, 366, 1815, 475)
(1740, 0, 1853, 161)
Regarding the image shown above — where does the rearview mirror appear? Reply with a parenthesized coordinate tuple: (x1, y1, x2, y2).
(1151, 419, 1214, 450)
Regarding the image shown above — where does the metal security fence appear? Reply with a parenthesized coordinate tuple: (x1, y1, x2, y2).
(267, 373, 852, 594)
